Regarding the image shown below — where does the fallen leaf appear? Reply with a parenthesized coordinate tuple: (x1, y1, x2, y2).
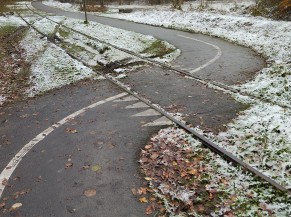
(36, 176, 42, 182)
(150, 153, 159, 160)
(230, 195, 237, 201)
(66, 128, 77, 134)
(91, 164, 101, 172)
(11, 203, 22, 210)
(188, 169, 198, 175)
(144, 177, 152, 181)
(149, 196, 156, 202)
(1, 178, 8, 186)
(197, 204, 204, 212)
(137, 187, 147, 195)
(0, 202, 5, 209)
(84, 189, 96, 197)
(20, 114, 28, 118)
(145, 205, 153, 215)
(82, 165, 90, 170)
(180, 171, 188, 177)
(65, 163, 73, 169)
(139, 197, 148, 203)
(144, 145, 152, 150)
(131, 188, 137, 195)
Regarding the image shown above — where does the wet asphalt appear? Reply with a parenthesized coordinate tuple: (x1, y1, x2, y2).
(0, 2, 266, 216)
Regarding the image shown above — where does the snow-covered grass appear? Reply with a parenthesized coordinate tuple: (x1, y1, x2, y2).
(43, 0, 80, 12)
(20, 27, 48, 61)
(63, 18, 179, 63)
(208, 103, 291, 188)
(181, 0, 255, 15)
(20, 27, 95, 97)
(27, 42, 95, 96)
(33, 17, 58, 35)
(43, 0, 255, 16)
(0, 15, 25, 27)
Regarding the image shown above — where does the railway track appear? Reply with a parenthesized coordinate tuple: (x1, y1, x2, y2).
(13, 5, 290, 195)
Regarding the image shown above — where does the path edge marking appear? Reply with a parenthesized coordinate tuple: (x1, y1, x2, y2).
(0, 92, 128, 198)
(177, 34, 222, 73)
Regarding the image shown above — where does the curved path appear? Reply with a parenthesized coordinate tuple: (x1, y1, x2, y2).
(0, 2, 267, 216)
(33, 1, 265, 85)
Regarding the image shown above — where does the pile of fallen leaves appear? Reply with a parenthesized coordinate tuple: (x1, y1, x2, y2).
(140, 128, 222, 216)
(139, 128, 291, 216)
(0, 25, 30, 105)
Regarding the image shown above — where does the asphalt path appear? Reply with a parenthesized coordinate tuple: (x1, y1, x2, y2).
(0, 80, 165, 216)
(0, 2, 267, 216)
(33, 1, 265, 85)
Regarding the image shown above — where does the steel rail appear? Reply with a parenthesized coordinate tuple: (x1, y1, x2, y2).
(16, 8, 291, 194)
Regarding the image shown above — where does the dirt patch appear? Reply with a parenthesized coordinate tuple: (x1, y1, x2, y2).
(0, 25, 30, 104)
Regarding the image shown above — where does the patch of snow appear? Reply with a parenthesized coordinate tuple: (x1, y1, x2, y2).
(19, 27, 94, 97)
(0, 95, 6, 105)
(182, 0, 255, 15)
(33, 17, 58, 35)
(115, 73, 127, 79)
(58, 28, 138, 66)
(27, 43, 94, 96)
(114, 68, 126, 73)
(42, 1, 80, 12)
(0, 15, 26, 27)
(20, 29, 48, 61)
(63, 18, 177, 60)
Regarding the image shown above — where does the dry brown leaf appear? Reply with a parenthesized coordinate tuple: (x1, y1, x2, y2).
(150, 153, 159, 160)
(139, 197, 148, 203)
(137, 187, 147, 195)
(0, 202, 5, 209)
(1, 178, 8, 186)
(180, 171, 188, 177)
(144, 145, 152, 150)
(64, 163, 73, 169)
(84, 189, 97, 197)
(188, 169, 198, 175)
(131, 188, 137, 195)
(149, 196, 156, 202)
(145, 205, 153, 215)
(197, 204, 204, 212)
(144, 177, 152, 181)
(66, 128, 77, 134)
(11, 203, 22, 210)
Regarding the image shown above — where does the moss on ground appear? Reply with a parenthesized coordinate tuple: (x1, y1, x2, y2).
(142, 40, 175, 58)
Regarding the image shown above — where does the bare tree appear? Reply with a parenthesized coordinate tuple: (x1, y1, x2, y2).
(172, 0, 184, 10)
(199, 0, 208, 9)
